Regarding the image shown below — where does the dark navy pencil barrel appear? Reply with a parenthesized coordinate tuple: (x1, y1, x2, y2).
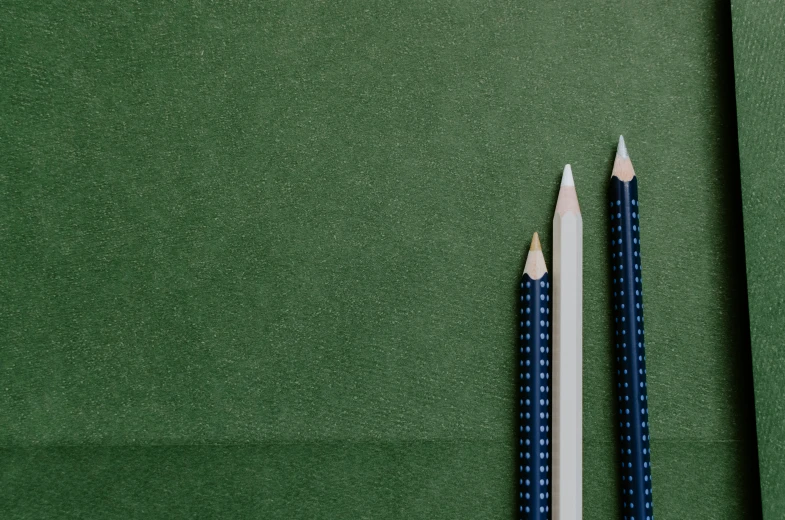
(518, 272, 551, 519)
(609, 176, 654, 520)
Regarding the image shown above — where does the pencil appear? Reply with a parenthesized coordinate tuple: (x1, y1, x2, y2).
(552, 164, 583, 520)
(518, 232, 551, 519)
(609, 136, 654, 519)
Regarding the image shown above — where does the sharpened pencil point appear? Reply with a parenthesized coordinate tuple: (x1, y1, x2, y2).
(523, 233, 547, 278)
(530, 232, 542, 251)
(561, 164, 574, 187)
(611, 136, 636, 181)
(617, 135, 628, 159)
(556, 166, 581, 216)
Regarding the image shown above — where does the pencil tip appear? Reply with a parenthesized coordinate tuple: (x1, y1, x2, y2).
(530, 232, 542, 251)
(611, 135, 636, 180)
(561, 164, 574, 187)
(523, 232, 547, 277)
(617, 135, 628, 159)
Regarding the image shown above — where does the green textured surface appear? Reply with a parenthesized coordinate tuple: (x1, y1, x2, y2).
(731, 1, 785, 518)
(0, 1, 761, 518)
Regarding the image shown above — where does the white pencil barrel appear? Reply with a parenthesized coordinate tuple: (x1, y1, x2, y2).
(552, 209, 583, 520)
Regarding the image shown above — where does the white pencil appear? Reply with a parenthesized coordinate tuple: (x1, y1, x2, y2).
(552, 164, 583, 520)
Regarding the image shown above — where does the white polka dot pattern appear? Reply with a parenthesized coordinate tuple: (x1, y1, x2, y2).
(519, 272, 551, 519)
(610, 176, 654, 520)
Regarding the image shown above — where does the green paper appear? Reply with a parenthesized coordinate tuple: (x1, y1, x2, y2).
(731, 1, 785, 517)
(1, 1, 761, 517)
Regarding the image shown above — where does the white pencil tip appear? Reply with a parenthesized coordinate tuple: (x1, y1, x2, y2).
(617, 135, 629, 159)
(561, 164, 574, 187)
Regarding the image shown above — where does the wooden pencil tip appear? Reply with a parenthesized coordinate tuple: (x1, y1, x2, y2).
(561, 164, 574, 187)
(530, 232, 542, 251)
(524, 233, 547, 278)
(611, 135, 636, 181)
(556, 170, 581, 215)
(617, 135, 629, 159)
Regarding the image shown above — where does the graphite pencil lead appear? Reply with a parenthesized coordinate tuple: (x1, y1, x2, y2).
(524, 232, 547, 278)
(561, 164, 574, 187)
(617, 135, 629, 159)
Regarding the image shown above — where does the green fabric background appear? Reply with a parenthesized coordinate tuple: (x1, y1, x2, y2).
(1, 1, 762, 518)
(731, 1, 785, 518)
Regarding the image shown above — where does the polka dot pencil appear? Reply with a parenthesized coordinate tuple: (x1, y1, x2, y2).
(552, 165, 583, 520)
(518, 232, 551, 519)
(609, 136, 654, 520)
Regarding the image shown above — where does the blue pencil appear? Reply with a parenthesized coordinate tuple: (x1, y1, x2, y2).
(609, 136, 654, 520)
(518, 232, 551, 519)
